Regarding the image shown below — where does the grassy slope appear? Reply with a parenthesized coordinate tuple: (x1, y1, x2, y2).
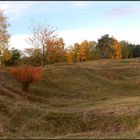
(0, 58, 140, 139)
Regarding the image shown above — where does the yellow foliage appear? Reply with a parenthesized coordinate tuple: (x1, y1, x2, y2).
(2, 49, 11, 61)
(77, 40, 89, 62)
(66, 52, 73, 64)
(113, 38, 122, 59)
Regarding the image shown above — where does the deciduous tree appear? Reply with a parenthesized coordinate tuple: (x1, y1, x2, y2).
(46, 38, 66, 64)
(0, 9, 10, 65)
(96, 34, 121, 59)
(112, 37, 121, 59)
(4, 47, 21, 66)
(66, 46, 73, 64)
(77, 40, 90, 62)
(27, 22, 58, 66)
(24, 47, 42, 66)
(72, 43, 80, 62)
(120, 41, 129, 59)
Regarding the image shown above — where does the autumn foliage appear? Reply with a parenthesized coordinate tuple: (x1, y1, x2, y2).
(66, 52, 73, 64)
(0, 9, 11, 65)
(10, 66, 42, 92)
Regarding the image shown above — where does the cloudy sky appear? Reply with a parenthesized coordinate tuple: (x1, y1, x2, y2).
(1, 1, 140, 50)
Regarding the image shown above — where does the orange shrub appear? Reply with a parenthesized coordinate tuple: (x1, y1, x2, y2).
(10, 66, 42, 92)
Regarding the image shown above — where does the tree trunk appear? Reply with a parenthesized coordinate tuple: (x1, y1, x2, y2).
(22, 82, 30, 92)
(42, 45, 46, 67)
(43, 57, 46, 67)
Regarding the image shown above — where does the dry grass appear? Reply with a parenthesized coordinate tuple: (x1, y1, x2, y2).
(0, 58, 140, 138)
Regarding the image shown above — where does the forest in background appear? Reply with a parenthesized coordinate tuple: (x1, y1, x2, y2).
(0, 9, 140, 67)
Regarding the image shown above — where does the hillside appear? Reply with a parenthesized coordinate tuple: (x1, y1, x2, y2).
(0, 58, 140, 139)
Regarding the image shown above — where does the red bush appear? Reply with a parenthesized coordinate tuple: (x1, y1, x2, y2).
(11, 66, 42, 92)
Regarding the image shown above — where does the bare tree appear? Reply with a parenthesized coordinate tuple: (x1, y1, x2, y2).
(27, 22, 58, 66)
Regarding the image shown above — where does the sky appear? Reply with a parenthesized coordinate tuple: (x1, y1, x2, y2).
(1, 1, 140, 50)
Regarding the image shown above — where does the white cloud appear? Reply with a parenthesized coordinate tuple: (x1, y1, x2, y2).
(9, 28, 108, 50)
(110, 29, 140, 44)
(59, 28, 111, 46)
(9, 27, 140, 50)
(105, 5, 140, 19)
(9, 34, 32, 50)
(0, 1, 38, 20)
(0, 1, 36, 12)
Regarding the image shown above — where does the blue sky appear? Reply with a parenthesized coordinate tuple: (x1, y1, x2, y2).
(1, 1, 140, 50)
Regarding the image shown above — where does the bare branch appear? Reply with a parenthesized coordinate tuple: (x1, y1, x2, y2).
(27, 22, 58, 66)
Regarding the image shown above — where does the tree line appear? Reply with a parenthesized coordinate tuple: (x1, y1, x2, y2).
(0, 9, 140, 92)
(0, 9, 140, 67)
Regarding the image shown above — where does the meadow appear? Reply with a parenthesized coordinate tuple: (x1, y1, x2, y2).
(0, 58, 140, 139)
